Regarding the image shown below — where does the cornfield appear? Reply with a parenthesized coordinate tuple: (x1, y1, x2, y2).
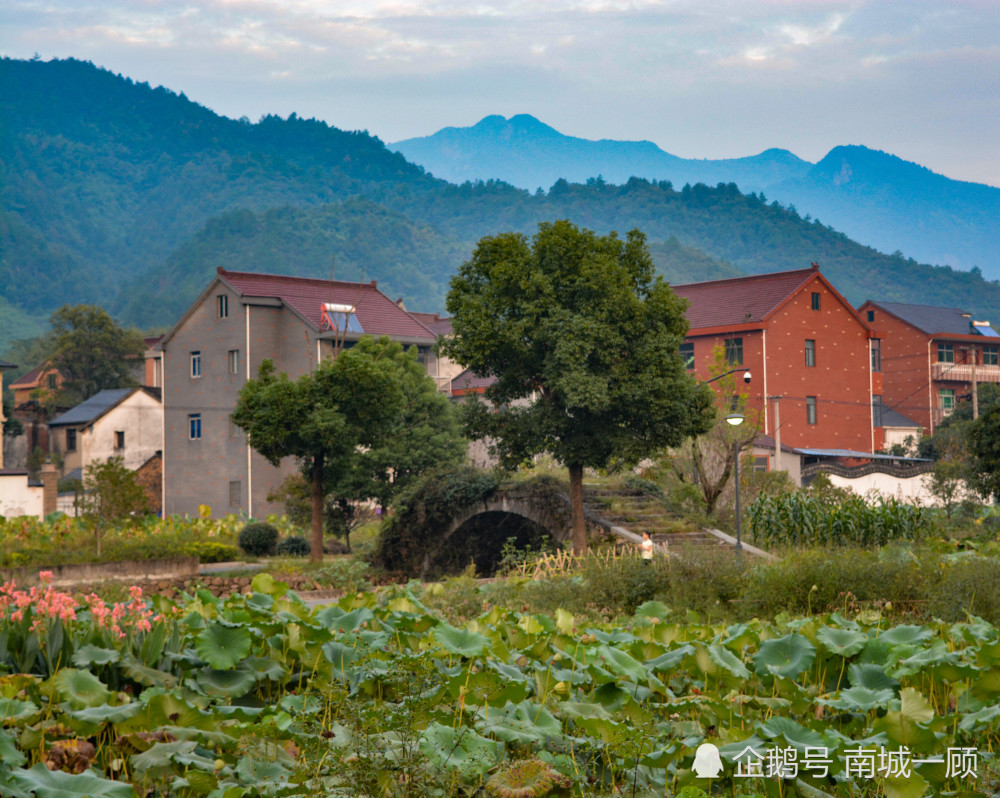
(747, 491, 931, 547)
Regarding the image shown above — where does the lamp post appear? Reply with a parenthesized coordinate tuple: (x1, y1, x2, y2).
(725, 412, 745, 551)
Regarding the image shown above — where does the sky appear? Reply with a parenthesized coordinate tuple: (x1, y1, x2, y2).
(2, 0, 998, 187)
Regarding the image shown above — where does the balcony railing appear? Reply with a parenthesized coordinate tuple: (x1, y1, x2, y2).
(932, 362, 1000, 383)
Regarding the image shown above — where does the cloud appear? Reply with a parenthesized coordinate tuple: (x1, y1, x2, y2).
(0, 0, 997, 184)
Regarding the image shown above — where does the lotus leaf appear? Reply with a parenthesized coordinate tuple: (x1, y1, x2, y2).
(234, 756, 293, 786)
(244, 592, 274, 612)
(595, 644, 648, 682)
(195, 623, 252, 670)
(0, 698, 39, 723)
(707, 643, 752, 679)
(71, 645, 120, 668)
(241, 655, 287, 681)
(0, 727, 25, 767)
(753, 634, 816, 679)
(67, 702, 143, 725)
(10, 763, 135, 798)
(418, 721, 502, 780)
(873, 688, 938, 748)
(646, 644, 695, 673)
(131, 740, 215, 779)
(816, 626, 868, 657)
(314, 606, 374, 633)
(879, 624, 934, 646)
(634, 601, 672, 622)
(757, 716, 826, 750)
(120, 660, 179, 689)
(52, 668, 112, 709)
(250, 572, 288, 597)
(958, 703, 1000, 733)
(432, 623, 490, 658)
(475, 700, 563, 744)
(848, 663, 900, 693)
(821, 686, 895, 711)
(195, 669, 256, 698)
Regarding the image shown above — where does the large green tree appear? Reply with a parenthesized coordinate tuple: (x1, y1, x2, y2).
(267, 337, 467, 552)
(231, 337, 405, 560)
(442, 219, 714, 553)
(49, 305, 145, 404)
(346, 336, 467, 510)
(969, 403, 1000, 500)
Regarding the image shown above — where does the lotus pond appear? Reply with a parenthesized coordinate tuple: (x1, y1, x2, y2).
(0, 572, 998, 798)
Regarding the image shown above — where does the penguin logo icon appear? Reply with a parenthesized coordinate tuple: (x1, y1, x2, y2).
(693, 743, 723, 778)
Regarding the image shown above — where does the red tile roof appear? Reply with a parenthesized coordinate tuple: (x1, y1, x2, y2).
(450, 368, 496, 395)
(217, 268, 436, 341)
(408, 312, 453, 336)
(9, 364, 47, 388)
(673, 267, 818, 329)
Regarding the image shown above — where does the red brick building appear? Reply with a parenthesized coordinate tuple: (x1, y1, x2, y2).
(857, 301, 1000, 436)
(674, 265, 877, 455)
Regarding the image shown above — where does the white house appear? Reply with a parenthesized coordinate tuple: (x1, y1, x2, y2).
(48, 388, 163, 479)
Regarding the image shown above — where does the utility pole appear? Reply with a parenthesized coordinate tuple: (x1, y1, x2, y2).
(770, 395, 782, 472)
(972, 347, 979, 420)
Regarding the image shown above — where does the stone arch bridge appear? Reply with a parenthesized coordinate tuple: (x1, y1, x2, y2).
(422, 482, 771, 577)
(421, 483, 645, 577)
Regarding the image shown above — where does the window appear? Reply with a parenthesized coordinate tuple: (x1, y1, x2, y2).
(188, 413, 202, 440)
(805, 339, 816, 367)
(867, 310, 875, 322)
(415, 346, 431, 366)
(753, 456, 769, 473)
(806, 396, 817, 425)
(47, 373, 57, 390)
(811, 292, 821, 311)
(229, 480, 241, 508)
(190, 351, 201, 378)
(115, 430, 125, 450)
(871, 339, 882, 372)
(724, 337, 743, 366)
(872, 395, 883, 427)
(228, 349, 239, 375)
(66, 429, 77, 452)
(984, 346, 999, 367)
(937, 343, 954, 363)
(940, 389, 955, 416)
(217, 294, 229, 318)
(679, 342, 695, 370)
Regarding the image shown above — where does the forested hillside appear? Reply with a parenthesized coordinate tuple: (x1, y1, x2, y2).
(3, 57, 1000, 352)
(394, 115, 1000, 276)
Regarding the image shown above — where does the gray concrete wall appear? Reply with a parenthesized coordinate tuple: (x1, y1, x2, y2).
(164, 280, 251, 518)
(164, 284, 315, 519)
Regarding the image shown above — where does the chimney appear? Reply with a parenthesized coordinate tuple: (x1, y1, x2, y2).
(40, 462, 58, 517)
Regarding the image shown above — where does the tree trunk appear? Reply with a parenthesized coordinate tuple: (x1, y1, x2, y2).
(568, 462, 587, 555)
(310, 453, 325, 562)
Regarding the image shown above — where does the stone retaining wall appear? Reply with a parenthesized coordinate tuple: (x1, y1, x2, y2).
(76, 571, 344, 600)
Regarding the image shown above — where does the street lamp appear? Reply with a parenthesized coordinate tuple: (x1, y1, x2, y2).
(725, 412, 745, 551)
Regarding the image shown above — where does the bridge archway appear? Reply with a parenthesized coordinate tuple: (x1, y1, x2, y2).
(420, 492, 606, 577)
(423, 510, 551, 577)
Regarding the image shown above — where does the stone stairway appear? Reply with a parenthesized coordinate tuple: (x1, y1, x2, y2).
(582, 484, 725, 550)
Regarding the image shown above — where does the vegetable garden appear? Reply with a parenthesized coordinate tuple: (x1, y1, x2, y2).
(1, 571, 997, 797)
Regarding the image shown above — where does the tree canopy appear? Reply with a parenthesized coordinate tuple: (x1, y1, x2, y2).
(442, 219, 714, 552)
(232, 336, 427, 560)
(49, 304, 145, 405)
(969, 403, 1000, 500)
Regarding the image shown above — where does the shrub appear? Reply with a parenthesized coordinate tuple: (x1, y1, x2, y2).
(581, 552, 671, 615)
(275, 536, 311, 557)
(739, 547, 929, 617)
(237, 522, 279, 556)
(178, 540, 241, 563)
(925, 556, 1000, 623)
